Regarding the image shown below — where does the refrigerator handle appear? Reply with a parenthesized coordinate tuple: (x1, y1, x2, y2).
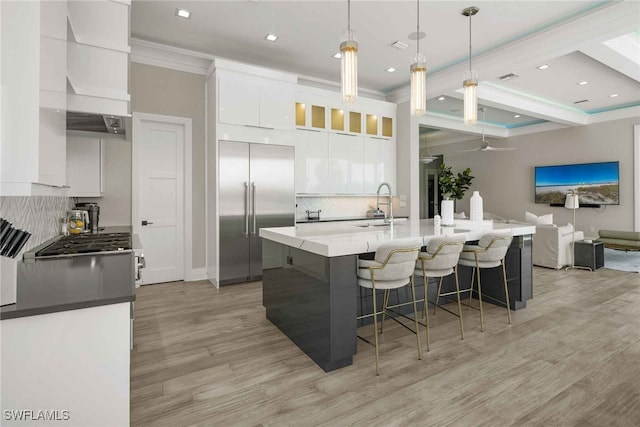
(244, 182, 249, 237)
(252, 182, 257, 235)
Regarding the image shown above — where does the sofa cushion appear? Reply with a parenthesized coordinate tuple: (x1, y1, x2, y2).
(598, 230, 640, 240)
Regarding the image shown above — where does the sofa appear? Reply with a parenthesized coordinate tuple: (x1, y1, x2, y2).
(596, 230, 640, 251)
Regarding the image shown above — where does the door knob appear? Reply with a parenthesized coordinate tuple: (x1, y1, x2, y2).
(141, 220, 154, 226)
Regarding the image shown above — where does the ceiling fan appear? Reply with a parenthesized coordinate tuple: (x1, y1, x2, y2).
(459, 108, 517, 152)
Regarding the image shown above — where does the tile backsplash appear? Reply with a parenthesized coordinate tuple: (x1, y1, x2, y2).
(296, 196, 399, 219)
(0, 196, 73, 255)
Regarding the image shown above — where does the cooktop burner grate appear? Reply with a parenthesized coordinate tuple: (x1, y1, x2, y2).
(36, 233, 132, 257)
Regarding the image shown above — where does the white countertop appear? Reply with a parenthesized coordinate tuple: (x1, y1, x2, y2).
(260, 218, 536, 257)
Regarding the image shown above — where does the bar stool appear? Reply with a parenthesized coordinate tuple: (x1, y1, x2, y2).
(415, 235, 466, 350)
(458, 231, 514, 332)
(357, 240, 421, 376)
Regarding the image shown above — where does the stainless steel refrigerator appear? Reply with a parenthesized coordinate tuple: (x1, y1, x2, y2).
(218, 141, 295, 285)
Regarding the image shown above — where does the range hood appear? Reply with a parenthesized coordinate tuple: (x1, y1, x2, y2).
(66, 111, 126, 137)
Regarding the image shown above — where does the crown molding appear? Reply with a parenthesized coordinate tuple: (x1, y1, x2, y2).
(130, 38, 213, 75)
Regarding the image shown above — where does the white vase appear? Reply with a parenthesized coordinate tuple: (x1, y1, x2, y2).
(441, 199, 454, 226)
(470, 191, 483, 222)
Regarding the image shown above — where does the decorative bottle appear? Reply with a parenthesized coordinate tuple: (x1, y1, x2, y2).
(470, 191, 483, 222)
(434, 214, 441, 228)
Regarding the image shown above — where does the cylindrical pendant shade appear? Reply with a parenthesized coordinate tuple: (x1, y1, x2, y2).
(341, 40, 358, 104)
(410, 59, 426, 116)
(463, 70, 478, 125)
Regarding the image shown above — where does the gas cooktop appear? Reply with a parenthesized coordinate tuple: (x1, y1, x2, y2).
(35, 233, 132, 258)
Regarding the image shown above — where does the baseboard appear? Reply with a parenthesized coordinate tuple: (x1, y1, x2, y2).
(185, 267, 208, 282)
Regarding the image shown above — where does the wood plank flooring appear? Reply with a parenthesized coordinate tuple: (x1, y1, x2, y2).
(131, 267, 640, 426)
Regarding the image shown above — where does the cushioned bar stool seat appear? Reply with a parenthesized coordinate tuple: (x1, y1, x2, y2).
(357, 240, 421, 376)
(458, 231, 514, 332)
(415, 235, 466, 349)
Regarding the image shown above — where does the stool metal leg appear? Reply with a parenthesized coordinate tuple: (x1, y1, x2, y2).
(371, 277, 380, 376)
(502, 260, 512, 324)
(475, 254, 485, 332)
(433, 277, 444, 316)
(420, 269, 431, 352)
(469, 266, 476, 304)
(454, 266, 465, 340)
(380, 289, 390, 334)
(409, 276, 422, 360)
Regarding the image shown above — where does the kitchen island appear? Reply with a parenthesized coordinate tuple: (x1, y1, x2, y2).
(260, 219, 535, 372)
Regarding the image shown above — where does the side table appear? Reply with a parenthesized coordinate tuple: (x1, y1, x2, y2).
(574, 240, 605, 271)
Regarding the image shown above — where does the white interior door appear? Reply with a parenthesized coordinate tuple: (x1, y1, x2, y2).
(133, 115, 185, 284)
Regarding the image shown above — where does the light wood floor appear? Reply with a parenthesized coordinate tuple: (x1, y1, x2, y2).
(131, 267, 640, 426)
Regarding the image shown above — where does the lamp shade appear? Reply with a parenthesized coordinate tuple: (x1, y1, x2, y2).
(565, 193, 580, 210)
(341, 39, 358, 104)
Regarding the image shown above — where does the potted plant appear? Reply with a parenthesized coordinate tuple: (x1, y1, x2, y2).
(438, 164, 474, 225)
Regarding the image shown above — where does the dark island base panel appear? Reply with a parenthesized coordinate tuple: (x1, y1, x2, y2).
(263, 241, 358, 372)
(262, 235, 532, 372)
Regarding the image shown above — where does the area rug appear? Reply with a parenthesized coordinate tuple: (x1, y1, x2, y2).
(604, 248, 640, 273)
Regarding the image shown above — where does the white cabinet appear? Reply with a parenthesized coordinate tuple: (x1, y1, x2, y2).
(218, 72, 294, 130)
(364, 137, 396, 194)
(218, 74, 260, 127)
(328, 133, 364, 194)
(294, 130, 329, 194)
(1, 0, 67, 194)
(67, 137, 105, 197)
(66, 0, 130, 116)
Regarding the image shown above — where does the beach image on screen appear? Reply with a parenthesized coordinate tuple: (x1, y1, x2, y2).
(535, 162, 619, 205)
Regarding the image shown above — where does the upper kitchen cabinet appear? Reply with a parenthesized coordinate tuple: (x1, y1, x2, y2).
(216, 64, 296, 131)
(363, 137, 396, 194)
(294, 130, 329, 194)
(1, 0, 68, 195)
(328, 133, 364, 194)
(67, 0, 131, 116)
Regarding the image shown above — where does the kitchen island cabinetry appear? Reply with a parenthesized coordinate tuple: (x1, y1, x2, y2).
(260, 220, 535, 371)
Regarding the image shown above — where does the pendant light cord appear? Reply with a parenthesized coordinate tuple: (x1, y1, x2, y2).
(416, 0, 420, 55)
(347, 0, 351, 35)
(468, 12, 472, 72)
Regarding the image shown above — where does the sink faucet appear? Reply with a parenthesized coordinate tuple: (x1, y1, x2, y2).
(376, 182, 393, 223)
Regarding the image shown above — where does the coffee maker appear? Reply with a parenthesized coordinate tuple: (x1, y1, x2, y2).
(75, 203, 100, 233)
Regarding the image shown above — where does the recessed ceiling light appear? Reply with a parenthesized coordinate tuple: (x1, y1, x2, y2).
(332, 52, 342, 59)
(176, 8, 191, 19)
(437, 96, 446, 101)
(264, 33, 279, 42)
(609, 93, 619, 98)
(536, 64, 550, 70)
(513, 114, 521, 118)
(578, 81, 589, 86)
(385, 67, 396, 73)
(391, 40, 409, 50)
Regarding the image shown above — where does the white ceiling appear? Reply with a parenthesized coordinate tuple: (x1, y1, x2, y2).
(131, 0, 640, 143)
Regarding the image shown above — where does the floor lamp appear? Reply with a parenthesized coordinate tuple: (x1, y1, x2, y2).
(565, 192, 590, 271)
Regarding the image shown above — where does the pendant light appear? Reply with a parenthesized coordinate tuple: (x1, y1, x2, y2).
(462, 6, 479, 125)
(340, 0, 358, 104)
(410, 0, 426, 116)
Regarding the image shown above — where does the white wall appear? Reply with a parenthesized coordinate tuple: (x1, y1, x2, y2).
(395, 101, 420, 218)
(433, 117, 639, 236)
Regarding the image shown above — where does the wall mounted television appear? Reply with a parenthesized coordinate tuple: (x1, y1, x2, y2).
(534, 161, 619, 206)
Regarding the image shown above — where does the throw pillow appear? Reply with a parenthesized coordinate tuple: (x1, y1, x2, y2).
(525, 211, 554, 225)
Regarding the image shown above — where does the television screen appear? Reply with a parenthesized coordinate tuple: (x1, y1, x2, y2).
(534, 161, 619, 205)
